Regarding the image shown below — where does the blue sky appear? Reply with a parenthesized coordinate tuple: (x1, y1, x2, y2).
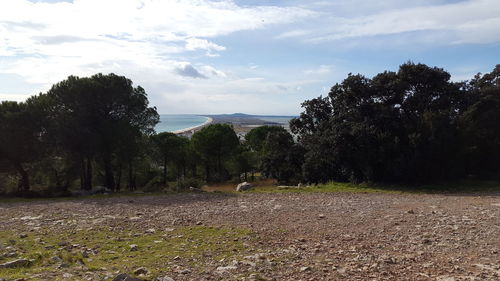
(0, 0, 499, 115)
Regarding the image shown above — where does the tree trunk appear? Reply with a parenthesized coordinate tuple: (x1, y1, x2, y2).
(15, 163, 30, 192)
(217, 152, 221, 181)
(191, 164, 197, 178)
(80, 158, 85, 190)
(205, 161, 210, 182)
(103, 155, 115, 191)
(128, 161, 136, 191)
(163, 155, 168, 186)
(81, 157, 92, 190)
(116, 163, 122, 191)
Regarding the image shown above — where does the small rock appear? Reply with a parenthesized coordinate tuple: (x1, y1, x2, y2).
(216, 265, 238, 272)
(19, 233, 28, 239)
(179, 269, 191, 274)
(51, 256, 63, 263)
(145, 228, 155, 234)
(236, 182, 252, 192)
(155, 277, 174, 281)
(112, 273, 145, 281)
(195, 221, 203, 225)
(4, 252, 17, 258)
(129, 244, 138, 251)
(300, 266, 311, 272)
(0, 259, 32, 268)
(134, 267, 148, 275)
(318, 214, 325, 219)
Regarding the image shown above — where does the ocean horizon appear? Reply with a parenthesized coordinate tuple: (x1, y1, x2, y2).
(155, 114, 209, 133)
(155, 114, 296, 133)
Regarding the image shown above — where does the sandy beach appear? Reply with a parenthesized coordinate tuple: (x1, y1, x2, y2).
(173, 116, 213, 134)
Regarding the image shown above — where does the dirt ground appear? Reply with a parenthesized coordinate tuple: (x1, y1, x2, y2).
(0, 191, 499, 280)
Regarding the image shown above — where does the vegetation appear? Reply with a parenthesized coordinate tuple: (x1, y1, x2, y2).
(291, 62, 500, 184)
(0, 226, 252, 280)
(1, 62, 499, 197)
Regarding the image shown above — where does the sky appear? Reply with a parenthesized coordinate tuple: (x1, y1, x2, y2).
(0, 0, 499, 115)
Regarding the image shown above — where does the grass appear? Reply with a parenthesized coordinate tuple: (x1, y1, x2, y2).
(0, 226, 253, 280)
(245, 179, 500, 195)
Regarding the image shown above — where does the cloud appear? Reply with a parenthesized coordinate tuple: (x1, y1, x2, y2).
(304, 65, 332, 75)
(0, 0, 313, 85)
(173, 62, 207, 79)
(277, 0, 500, 45)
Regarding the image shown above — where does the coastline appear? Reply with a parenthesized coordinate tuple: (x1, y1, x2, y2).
(173, 116, 213, 134)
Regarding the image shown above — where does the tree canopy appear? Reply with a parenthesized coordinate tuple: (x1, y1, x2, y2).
(291, 62, 500, 184)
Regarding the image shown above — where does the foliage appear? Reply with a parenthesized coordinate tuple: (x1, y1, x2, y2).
(42, 73, 159, 191)
(0, 100, 44, 193)
(260, 127, 304, 184)
(191, 124, 239, 182)
(291, 62, 500, 184)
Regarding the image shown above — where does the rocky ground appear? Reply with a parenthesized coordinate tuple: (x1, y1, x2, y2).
(0, 191, 499, 280)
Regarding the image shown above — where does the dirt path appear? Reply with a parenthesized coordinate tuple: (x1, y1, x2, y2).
(1, 192, 499, 280)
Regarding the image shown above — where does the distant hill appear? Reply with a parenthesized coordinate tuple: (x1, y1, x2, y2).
(209, 113, 297, 118)
(207, 113, 296, 126)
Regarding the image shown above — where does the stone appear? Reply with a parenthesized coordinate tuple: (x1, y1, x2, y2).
(0, 259, 32, 268)
(91, 186, 111, 195)
(216, 265, 238, 272)
(300, 266, 311, 272)
(179, 269, 191, 274)
(129, 244, 138, 251)
(112, 273, 145, 281)
(155, 277, 174, 281)
(3, 252, 17, 258)
(145, 228, 156, 234)
(318, 214, 325, 219)
(236, 182, 252, 192)
(133, 267, 148, 275)
(51, 256, 63, 263)
(19, 233, 28, 239)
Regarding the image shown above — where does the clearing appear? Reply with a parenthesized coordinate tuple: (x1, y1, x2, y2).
(0, 190, 499, 280)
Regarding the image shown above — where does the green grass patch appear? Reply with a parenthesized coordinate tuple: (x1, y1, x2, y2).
(247, 179, 500, 195)
(0, 226, 253, 280)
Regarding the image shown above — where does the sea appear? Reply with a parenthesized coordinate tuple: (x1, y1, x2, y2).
(155, 114, 296, 133)
(155, 115, 209, 133)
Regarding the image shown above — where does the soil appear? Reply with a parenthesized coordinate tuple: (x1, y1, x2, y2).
(0, 191, 499, 280)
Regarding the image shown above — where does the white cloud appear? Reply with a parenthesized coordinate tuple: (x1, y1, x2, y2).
(0, 0, 313, 85)
(304, 65, 332, 75)
(278, 0, 500, 45)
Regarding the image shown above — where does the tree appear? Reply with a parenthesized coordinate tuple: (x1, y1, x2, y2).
(245, 125, 286, 152)
(0, 100, 44, 192)
(260, 129, 304, 184)
(44, 73, 159, 190)
(191, 124, 239, 182)
(152, 132, 187, 185)
(292, 62, 466, 184)
(460, 65, 500, 176)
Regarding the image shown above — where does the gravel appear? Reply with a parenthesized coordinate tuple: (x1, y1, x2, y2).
(0, 191, 499, 280)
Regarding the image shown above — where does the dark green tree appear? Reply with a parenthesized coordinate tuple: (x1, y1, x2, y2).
(152, 132, 187, 185)
(460, 65, 500, 176)
(261, 128, 304, 184)
(0, 100, 44, 192)
(44, 73, 159, 190)
(191, 124, 239, 182)
(292, 62, 467, 184)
